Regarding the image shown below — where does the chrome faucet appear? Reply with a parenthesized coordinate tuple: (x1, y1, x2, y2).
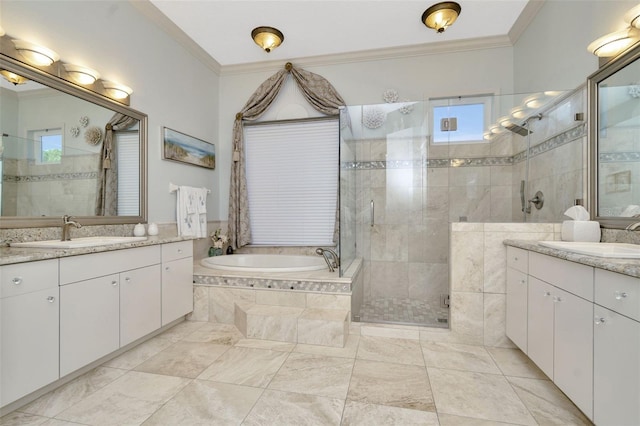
(316, 248, 340, 272)
(626, 221, 640, 231)
(61, 215, 82, 241)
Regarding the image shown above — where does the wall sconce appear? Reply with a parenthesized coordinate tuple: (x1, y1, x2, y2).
(510, 106, 529, 120)
(251, 26, 284, 52)
(102, 81, 133, 100)
(12, 39, 60, 66)
(63, 64, 100, 85)
(587, 27, 640, 57)
(421, 2, 461, 33)
(0, 69, 28, 85)
(497, 115, 513, 128)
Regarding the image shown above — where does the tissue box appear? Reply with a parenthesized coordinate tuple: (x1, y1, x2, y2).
(561, 220, 601, 242)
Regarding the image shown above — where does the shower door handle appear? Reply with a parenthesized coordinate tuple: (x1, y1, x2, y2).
(370, 200, 375, 227)
(520, 180, 526, 213)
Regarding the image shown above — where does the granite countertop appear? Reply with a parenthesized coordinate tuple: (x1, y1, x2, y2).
(0, 235, 195, 266)
(504, 239, 640, 278)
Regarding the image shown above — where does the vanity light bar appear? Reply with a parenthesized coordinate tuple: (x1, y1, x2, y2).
(63, 63, 100, 85)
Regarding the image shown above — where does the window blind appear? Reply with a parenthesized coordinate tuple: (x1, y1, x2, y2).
(116, 132, 139, 216)
(244, 119, 339, 246)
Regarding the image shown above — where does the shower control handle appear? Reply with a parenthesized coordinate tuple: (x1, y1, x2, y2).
(370, 200, 375, 227)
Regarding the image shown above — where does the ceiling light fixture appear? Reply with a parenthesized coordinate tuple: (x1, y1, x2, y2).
(12, 39, 60, 66)
(63, 64, 100, 85)
(251, 26, 284, 52)
(625, 4, 640, 29)
(510, 106, 529, 120)
(421, 2, 461, 33)
(102, 81, 133, 100)
(587, 27, 640, 58)
(0, 70, 28, 85)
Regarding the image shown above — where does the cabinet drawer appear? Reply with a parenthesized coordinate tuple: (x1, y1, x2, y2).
(507, 246, 528, 273)
(161, 241, 193, 263)
(60, 245, 161, 285)
(595, 269, 640, 321)
(529, 252, 594, 301)
(0, 259, 58, 298)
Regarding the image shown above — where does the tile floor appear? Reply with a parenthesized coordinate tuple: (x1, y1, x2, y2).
(358, 297, 449, 327)
(1, 321, 592, 426)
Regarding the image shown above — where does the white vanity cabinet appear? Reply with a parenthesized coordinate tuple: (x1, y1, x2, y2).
(506, 247, 528, 351)
(161, 241, 193, 326)
(59, 245, 162, 373)
(0, 259, 59, 406)
(593, 269, 640, 426)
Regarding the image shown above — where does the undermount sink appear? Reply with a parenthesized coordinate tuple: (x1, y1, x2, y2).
(11, 236, 148, 249)
(538, 241, 640, 258)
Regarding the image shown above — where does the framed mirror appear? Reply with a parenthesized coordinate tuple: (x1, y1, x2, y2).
(0, 54, 147, 228)
(589, 42, 640, 229)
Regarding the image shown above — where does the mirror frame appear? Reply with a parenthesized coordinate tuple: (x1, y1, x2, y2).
(0, 54, 148, 228)
(588, 41, 640, 229)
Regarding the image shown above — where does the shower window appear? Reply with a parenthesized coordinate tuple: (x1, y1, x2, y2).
(29, 127, 63, 164)
(430, 94, 492, 144)
(244, 118, 339, 246)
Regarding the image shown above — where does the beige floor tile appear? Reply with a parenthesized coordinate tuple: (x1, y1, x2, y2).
(341, 401, 439, 425)
(234, 338, 296, 352)
(134, 341, 229, 379)
(268, 353, 354, 399)
(507, 376, 592, 425)
(428, 367, 537, 425)
(181, 322, 244, 345)
(157, 320, 207, 342)
(421, 341, 501, 374)
(142, 380, 263, 425)
(198, 347, 288, 387)
(102, 336, 174, 370)
(438, 413, 521, 425)
(487, 347, 547, 379)
(39, 420, 84, 426)
(243, 389, 343, 426)
(347, 359, 435, 412)
(356, 336, 425, 366)
(294, 334, 360, 359)
(20, 367, 126, 417)
(0, 412, 49, 426)
(55, 371, 190, 425)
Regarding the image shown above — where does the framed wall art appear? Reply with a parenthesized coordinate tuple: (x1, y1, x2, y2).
(162, 127, 215, 169)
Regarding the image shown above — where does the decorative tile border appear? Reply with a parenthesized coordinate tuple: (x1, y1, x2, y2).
(342, 123, 586, 170)
(194, 274, 351, 293)
(3, 171, 98, 183)
(599, 152, 640, 163)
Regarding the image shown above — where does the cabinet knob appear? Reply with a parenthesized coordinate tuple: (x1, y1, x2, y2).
(553, 296, 562, 303)
(112, 280, 118, 286)
(543, 291, 551, 297)
(178, 249, 183, 254)
(47, 296, 55, 303)
(165, 266, 170, 271)
(615, 291, 628, 300)
(520, 279, 526, 285)
(12, 277, 22, 285)
(595, 316, 606, 325)
(514, 256, 518, 261)
(125, 277, 131, 283)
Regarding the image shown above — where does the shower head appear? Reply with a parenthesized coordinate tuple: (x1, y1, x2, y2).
(504, 123, 531, 137)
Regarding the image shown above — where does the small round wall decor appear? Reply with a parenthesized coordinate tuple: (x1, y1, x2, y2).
(84, 126, 103, 145)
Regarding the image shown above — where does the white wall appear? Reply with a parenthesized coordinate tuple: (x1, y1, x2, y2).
(218, 46, 514, 218)
(513, 0, 638, 93)
(1, 0, 220, 223)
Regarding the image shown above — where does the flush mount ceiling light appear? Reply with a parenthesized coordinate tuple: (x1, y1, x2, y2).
(63, 64, 100, 85)
(421, 2, 461, 33)
(12, 39, 60, 66)
(0, 70, 28, 85)
(251, 26, 284, 52)
(587, 27, 640, 57)
(102, 81, 133, 100)
(625, 4, 640, 29)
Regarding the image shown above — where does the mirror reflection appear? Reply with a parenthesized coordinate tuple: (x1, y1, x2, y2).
(591, 43, 640, 223)
(0, 62, 145, 225)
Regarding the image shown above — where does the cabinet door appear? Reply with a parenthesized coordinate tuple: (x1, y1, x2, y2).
(594, 306, 640, 426)
(527, 276, 554, 379)
(120, 265, 161, 347)
(1, 288, 59, 405)
(162, 257, 193, 326)
(60, 275, 120, 377)
(506, 268, 528, 352)
(553, 287, 593, 420)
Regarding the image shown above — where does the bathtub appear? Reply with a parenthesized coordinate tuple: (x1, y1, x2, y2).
(200, 254, 328, 273)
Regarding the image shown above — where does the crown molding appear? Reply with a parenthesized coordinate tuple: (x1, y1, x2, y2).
(509, 0, 545, 45)
(130, 0, 222, 75)
(219, 35, 514, 76)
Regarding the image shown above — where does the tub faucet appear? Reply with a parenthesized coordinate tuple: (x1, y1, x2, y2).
(316, 248, 339, 272)
(61, 215, 82, 241)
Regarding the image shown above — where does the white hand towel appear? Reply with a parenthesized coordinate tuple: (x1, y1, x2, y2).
(177, 186, 198, 237)
(196, 188, 208, 238)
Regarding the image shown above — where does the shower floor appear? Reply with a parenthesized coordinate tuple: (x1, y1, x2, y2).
(357, 297, 449, 328)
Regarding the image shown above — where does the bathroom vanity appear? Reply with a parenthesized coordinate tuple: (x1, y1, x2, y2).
(505, 241, 640, 425)
(0, 238, 194, 409)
